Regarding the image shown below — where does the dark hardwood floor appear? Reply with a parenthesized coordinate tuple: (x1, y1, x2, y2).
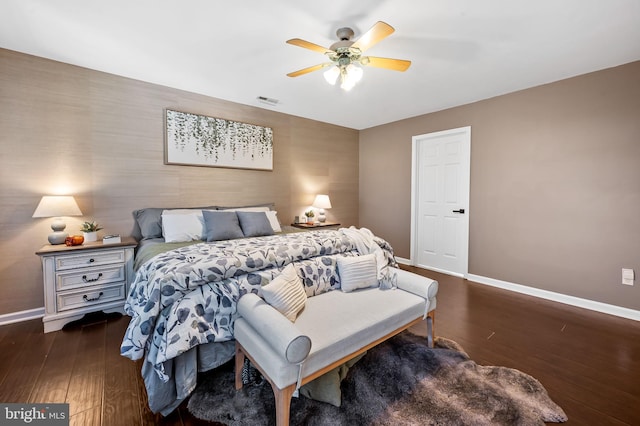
(1, 268, 639, 425)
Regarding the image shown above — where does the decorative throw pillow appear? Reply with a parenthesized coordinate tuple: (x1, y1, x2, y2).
(219, 205, 281, 233)
(261, 264, 307, 322)
(202, 210, 244, 242)
(161, 209, 205, 242)
(237, 211, 275, 237)
(337, 253, 378, 292)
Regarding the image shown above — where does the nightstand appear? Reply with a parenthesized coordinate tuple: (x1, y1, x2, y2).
(36, 237, 137, 333)
(291, 222, 341, 229)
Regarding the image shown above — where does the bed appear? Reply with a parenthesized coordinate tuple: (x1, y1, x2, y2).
(120, 205, 398, 415)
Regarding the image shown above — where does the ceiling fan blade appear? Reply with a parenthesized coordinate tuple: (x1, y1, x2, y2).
(351, 21, 395, 52)
(287, 63, 332, 78)
(363, 56, 411, 72)
(286, 38, 333, 55)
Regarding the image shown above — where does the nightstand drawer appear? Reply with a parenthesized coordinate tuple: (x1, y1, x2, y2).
(56, 264, 126, 291)
(55, 249, 125, 270)
(56, 283, 126, 312)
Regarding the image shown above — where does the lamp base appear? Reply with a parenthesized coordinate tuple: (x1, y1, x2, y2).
(48, 231, 68, 245)
(318, 209, 327, 223)
(48, 218, 68, 244)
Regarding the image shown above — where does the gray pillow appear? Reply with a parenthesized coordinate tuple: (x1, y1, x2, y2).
(132, 207, 165, 240)
(202, 210, 244, 241)
(237, 211, 274, 237)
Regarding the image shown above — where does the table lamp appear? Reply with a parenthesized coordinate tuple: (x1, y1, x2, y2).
(32, 195, 83, 244)
(313, 194, 332, 223)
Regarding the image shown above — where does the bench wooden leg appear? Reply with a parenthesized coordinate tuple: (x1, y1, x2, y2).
(235, 341, 294, 425)
(235, 341, 245, 390)
(272, 382, 296, 426)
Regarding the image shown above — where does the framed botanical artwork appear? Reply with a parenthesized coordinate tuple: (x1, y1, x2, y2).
(164, 109, 273, 170)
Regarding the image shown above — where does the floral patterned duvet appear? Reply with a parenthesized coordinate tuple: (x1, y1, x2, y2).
(120, 228, 396, 384)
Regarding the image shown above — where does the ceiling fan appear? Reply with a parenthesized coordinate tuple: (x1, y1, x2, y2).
(286, 21, 411, 91)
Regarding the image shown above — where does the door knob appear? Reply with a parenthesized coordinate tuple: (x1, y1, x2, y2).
(452, 209, 465, 214)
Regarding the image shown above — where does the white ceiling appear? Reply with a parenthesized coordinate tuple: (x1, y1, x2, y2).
(2, 0, 639, 130)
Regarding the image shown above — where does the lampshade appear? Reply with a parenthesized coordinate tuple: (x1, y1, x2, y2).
(313, 194, 332, 209)
(32, 196, 82, 218)
(313, 194, 332, 223)
(33, 195, 83, 245)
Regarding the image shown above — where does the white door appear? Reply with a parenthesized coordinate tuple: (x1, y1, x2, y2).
(411, 127, 470, 277)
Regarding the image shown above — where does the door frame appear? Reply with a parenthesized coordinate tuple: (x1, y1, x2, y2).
(410, 126, 471, 277)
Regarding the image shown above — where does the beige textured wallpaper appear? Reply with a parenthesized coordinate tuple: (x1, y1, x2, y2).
(360, 61, 640, 311)
(0, 48, 358, 316)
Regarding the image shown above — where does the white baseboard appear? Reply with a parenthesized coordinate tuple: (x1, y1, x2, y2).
(395, 256, 411, 265)
(0, 307, 45, 327)
(394, 258, 465, 278)
(467, 274, 640, 322)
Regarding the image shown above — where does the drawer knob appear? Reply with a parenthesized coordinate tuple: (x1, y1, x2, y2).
(83, 292, 104, 302)
(82, 273, 103, 283)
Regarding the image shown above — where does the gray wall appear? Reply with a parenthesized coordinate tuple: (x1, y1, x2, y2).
(360, 61, 640, 311)
(0, 48, 359, 316)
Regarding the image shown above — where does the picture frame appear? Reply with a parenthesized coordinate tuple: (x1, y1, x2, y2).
(164, 109, 273, 170)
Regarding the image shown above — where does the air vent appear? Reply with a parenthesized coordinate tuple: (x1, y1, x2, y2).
(257, 96, 279, 106)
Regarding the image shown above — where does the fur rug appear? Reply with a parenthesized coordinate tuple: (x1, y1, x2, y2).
(187, 332, 567, 425)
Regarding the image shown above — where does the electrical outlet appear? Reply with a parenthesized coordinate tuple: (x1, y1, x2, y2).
(622, 268, 634, 286)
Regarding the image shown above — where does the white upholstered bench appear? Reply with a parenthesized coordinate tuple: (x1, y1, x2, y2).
(233, 267, 438, 426)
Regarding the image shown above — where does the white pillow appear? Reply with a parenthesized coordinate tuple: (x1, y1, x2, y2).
(337, 253, 378, 293)
(262, 264, 307, 322)
(265, 210, 282, 232)
(161, 209, 205, 242)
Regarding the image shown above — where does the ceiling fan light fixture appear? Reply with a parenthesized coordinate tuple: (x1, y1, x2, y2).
(340, 74, 356, 91)
(339, 64, 363, 91)
(287, 22, 410, 91)
(346, 64, 363, 83)
(323, 66, 340, 85)
(340, 79, 355, 91)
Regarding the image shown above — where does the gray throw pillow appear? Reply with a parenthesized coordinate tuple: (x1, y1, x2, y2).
(202, 210, 244, 241)
(237, 211, 275, 238)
